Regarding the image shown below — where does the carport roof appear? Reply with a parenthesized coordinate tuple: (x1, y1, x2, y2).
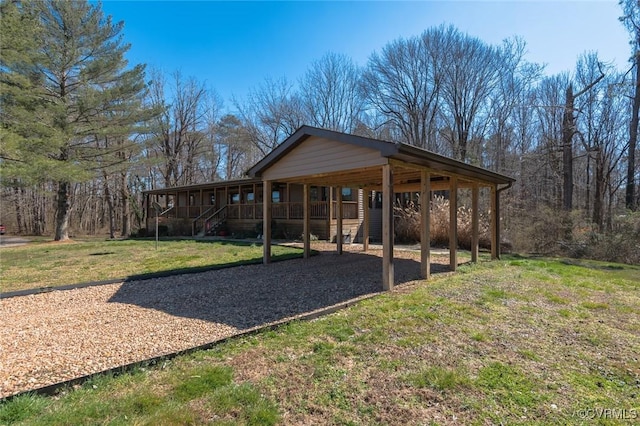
(247, 126, 515, 188)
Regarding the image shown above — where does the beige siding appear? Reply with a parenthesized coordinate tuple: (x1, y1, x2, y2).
(262, 136, 388, 181)
(355, 189, 365, 242)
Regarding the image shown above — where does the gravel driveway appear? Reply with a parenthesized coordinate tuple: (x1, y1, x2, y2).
(1, 244, 448, 399)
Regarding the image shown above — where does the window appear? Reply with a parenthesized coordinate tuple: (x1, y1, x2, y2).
(231, 193, 240, 204)
(272, 190, 280, 203)
(341, 187, 353, 201)
(246, 192, 254, 202)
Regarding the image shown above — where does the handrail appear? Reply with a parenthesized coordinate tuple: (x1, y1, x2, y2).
(193, 205, 218, 222)
(204, 205, 227, 224)
(192, 205, 227, 236)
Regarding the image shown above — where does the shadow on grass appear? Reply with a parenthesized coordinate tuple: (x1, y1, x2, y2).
(108, 250, 450, 329)
(0, 240, 306, 299)
(123, 251, 304, 283)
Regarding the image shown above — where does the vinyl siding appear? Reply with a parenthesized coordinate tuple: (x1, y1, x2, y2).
(262, 136, 388, 181)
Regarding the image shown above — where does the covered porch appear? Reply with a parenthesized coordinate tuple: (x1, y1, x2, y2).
(248, 126, 515, 290)
(142, 179, 361, 240)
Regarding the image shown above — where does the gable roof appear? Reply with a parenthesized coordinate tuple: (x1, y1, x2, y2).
(247, 126, 514, 186)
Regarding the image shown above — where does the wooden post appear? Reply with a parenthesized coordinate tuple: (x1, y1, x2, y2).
(363, 190, 370, 252)
(382, 164, 394, 290)
(263, 180, 272, 264)
(328, 187, 334, 241)
(449, 176, 458, 271)
(252, 183, 256, 219)
(420, 170, 431, 279)
(491, 185, 500, 260)
(471, 183, 479, 263)
(336, 186, 343, 255)
(144, 193, 149, 232)
(303, 183, 310, 259)
(286, 183, 290, 219)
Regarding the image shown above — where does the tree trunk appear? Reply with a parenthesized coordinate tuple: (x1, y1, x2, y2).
(54, 181, 71, 241)
(592, 150, 605, 232)
(13, 185, 24, 235)
(33, 185, 46, 236)
(562, 85, 575, 211)
(103, 175, 116, 239)
(626, 55, 640, 211)
(120, 172, 130, 237)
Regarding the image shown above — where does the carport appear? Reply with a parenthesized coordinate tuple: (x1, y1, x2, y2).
(248, 126, 515, 290)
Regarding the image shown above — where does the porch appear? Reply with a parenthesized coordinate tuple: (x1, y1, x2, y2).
(143, 179, 361, 240)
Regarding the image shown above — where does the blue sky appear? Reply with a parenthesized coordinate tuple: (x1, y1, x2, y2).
(99, 1, 631, 108)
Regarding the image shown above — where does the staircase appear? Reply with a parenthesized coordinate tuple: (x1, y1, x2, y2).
(192, 206, 227, 237)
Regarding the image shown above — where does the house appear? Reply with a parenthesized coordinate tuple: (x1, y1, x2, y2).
(143, 178, 364, 242)
(143, 126, 514, 289)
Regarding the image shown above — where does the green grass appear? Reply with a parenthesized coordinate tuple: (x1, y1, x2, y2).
(403, 365, 472, 392)
(0, 238, 305, 292)
(1, 254, 639, 424)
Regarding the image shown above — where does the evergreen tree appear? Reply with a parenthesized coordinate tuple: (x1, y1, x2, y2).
(0, 0, 155, 240)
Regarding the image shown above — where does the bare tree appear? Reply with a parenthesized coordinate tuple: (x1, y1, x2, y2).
(560, 59, 605, 211)
(198, 91, 224, 182)
(485, 37, 543, 173)
(234, 77, 305, 156)
(575, 56, 627, 229)
(619, 0, 640, 210)
(299, 52, 364, 132)
(436, 25, 503, 162)
(147, 70, 208, 187)
(216, 114, 254, 180)
(362, 31, 441, 149)
(533, 74, 570, 208)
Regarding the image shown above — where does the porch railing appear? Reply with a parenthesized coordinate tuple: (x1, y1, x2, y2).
(186, 201, 357, 229)
(226, 201, 333, 220)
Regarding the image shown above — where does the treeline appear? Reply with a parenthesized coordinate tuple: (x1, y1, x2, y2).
(1, 0, 638, 262)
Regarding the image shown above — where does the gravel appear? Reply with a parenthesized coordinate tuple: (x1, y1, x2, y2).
(1, 244, 448, 399)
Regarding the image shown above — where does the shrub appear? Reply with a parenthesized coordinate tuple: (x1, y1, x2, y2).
(574, 212, 640, 264)
(393, 195, 491, 249)
(507, 205, 569, 255)
(507, 206, 640, 265)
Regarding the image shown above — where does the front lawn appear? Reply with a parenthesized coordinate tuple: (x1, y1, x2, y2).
(0, 238, 304, 293)
(2, 256, 638, 425)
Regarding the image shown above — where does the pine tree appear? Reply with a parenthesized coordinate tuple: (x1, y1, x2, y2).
(0, 0, 155, 240)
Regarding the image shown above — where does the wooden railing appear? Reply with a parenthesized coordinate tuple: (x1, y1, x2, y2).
(227, 204, 261, 220)
(185, 200, 358, 226)
(225, 201, 333, 220)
